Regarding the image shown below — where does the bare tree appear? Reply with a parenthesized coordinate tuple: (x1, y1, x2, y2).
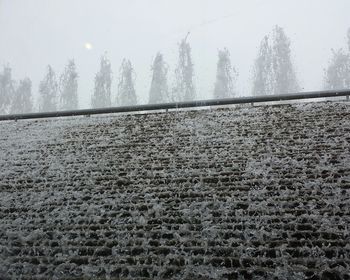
(117, 59, 137, 106)
(39, 65, 58, 112)
(213, 48, 238, 99)
(347, 28, 350, 52)
(271, 26, 300, 95)
(149, 53, 169, 104)
(173, 34, 195, 102)
(0, 65, 14, 114)
(11, 78, 32, 114)
(252, 26, 299, 96)
(252, 36, 273, 96)
(324, 49, 350, 90)
(92, 55, 112, 108)
(60, 59, 78, 110)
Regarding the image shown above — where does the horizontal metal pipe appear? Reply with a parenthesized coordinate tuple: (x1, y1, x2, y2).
(0, 89, 349, 121)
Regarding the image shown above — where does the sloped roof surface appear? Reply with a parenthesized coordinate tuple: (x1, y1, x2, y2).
(0, 102, 350, 279)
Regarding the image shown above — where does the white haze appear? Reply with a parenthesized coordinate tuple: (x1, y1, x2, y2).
(0, 0, 349, 109)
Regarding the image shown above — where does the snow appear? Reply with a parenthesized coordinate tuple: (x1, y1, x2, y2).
(0, 101, 350, 279)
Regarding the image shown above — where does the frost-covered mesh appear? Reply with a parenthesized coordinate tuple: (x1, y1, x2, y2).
(0, 102, 350, 279)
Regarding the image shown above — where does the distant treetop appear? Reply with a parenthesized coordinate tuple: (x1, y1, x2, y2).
(213, 48, 238, 99)
(252, 25, 299, 96)
(149, 52, 169, 104)
(117, 59, 137, 106)
(92, 55, 112, 108)
(39, 65, 58, 112)
(173, 34, 196, 102)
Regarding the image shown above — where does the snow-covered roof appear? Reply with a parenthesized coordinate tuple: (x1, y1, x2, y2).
(0, 101, 349, 279)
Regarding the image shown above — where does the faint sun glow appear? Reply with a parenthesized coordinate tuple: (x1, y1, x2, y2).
(84, 43, 93, 50)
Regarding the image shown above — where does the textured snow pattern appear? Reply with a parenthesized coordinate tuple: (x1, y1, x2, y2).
(0, 102, 350, 280)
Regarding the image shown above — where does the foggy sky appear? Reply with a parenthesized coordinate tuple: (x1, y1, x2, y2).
(0, 0, 349, 109)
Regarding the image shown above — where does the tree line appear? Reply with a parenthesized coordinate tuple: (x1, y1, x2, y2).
(1, 26, 349, 115)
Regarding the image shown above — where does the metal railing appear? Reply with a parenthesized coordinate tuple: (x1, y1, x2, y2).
(0, 89, 349, 122)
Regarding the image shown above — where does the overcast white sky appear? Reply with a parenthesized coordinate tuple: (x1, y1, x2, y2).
(0, 0, 349, 108)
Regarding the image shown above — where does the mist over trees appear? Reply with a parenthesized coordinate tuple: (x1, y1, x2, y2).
(271, 26, 300, 94)
(39, 65, 58, 112)
(252, 26, 299, 96)
(149, 53, 169, 104)
(117, 59, 137, 106)
(2, 26, 350, 115)
(91, 55, 112, 108)
(273, 26, 300, 94)
(10, 78, 32, 114)
(324, 30, 350, 90)
(60, 60, 78, 110)
(252, 36, 272, 96)
(214, 48, 238, 99)
(173, 35, 196, 102)
(0, 66, 14, 114)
